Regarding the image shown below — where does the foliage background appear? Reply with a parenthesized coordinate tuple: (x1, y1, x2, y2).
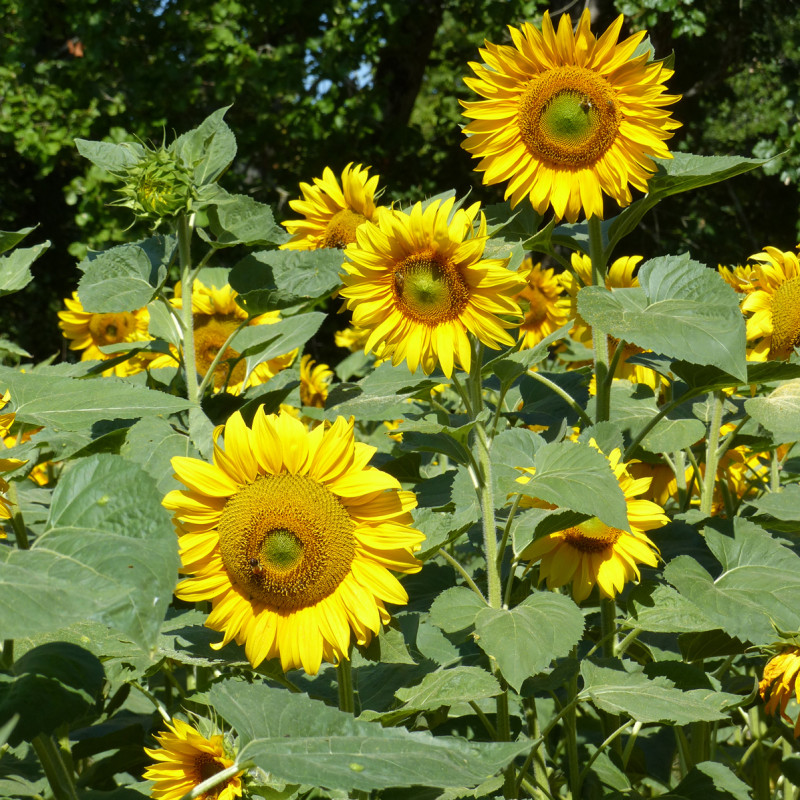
(1, 0, 798, 362)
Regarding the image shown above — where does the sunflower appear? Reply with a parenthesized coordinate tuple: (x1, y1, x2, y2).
(281, 163, 382, 250)
(461, 10, 680, 222)
(3, 428, 50, 486)
(563, 252, 664, 391)
(339, 198, 525, 377)
(0, 391, 27, 530)
(163, 409, 423, 674)
(760, 647, 800, 736)
(718, 263, 758, 295)
(299, 354, 333, 408)
(57, 292, 151, 376)
(516, 443, 668, 603)
(143, 717, 243, 800)
(335, 325, 373, 352)
(515, 256, 572, 349)
(150, 279, 295, 394)
(740, 246, 800, 360)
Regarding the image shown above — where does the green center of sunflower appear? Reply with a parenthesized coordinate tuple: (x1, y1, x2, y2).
(517, 66, 620, 167)
(217, 473, 356, 610)
(322, 208, 367, 249)
(193, 316, 247, 389)
(562, 517, 621, 553)
(770, 277, 800, 359)
(88, 312, 135, 346)
(393, 250, 471, 325)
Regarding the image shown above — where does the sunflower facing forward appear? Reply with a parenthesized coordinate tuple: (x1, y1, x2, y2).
(281, 163, 382, 250)
(461, 11, 680, 221)
(143, 717, 243, 800)
(516, 443, 668, 603)
(339, 198, 526, 377)
(163, 409, 423, 674)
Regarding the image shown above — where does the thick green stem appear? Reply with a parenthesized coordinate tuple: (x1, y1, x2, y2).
(771, 447, 783, 493)
(587, 216, 611, 423)
(178, 213, 200, 405)
(337, 656, 356, 715)
(476, 423, 501, 610)
(437, 548, 487, 604)
(1, 640, 12, 671)
(32, 734, 78, 800)
(5, 480, 28, 549)
(699, 391, 725, 516)
(578, 719, 634, 785)
(600, 597, 617, 659)
(525, 370, 594, 429)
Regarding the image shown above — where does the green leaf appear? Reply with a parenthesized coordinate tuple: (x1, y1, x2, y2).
(231, 249, 344, 313)
(395, 666, 501, 711)
(78, 238, 172, 312)
(666, 761, 753, 800)
(0, 226, 36, 256)
(75, 138, 145, 173)
(171, 106, 236, 185)
(0, 242, 50, 297)
(429, 587, 487, 634)
(626, 584, 716, 634)
(664, 520, 800, 645)
(210, 682, 529, 791)
(748, 484, 800, 521)
(489, 322, 573, 384)
(510, 507, 589, 555)
(578, 253, 747, 382)
(580, 661, 739, 724)
(745, 379, 800, 438)
(0, 643, 104, 746)
(0, 369, 192, 431)
(514, 440, 629, 531)
(0, 455, 179, 649)
(474, 592, 584, 692)
(240, 312, 325, 377)
(207, 192, 286, 247)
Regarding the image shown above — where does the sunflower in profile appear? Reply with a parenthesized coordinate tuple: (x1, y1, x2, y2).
(515, 256, 572, 350)
(461, 10, 680, 222)
(163, 409, 423, 674)
(281, 163, 382, 250)
(143, 717, 243, 800)
(58, 292, 151, 376)
(150, 279, 295, 394)
(741, 246, 800, 360)
(718, 263, 758, 295)
(0, 392, 26, 531)
(563, 252, 665, 391)
(340, 198, 525, 377)
(760, 646, 800, 736)
(515, 442, 668, 603)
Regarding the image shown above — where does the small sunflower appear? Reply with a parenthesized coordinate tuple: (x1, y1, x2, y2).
(150, 279, 295, 394)
(741, 246, 800, 360)
(515, 257, 572, 349)
(299, 354, 333, 408)
(143, 717, 242, 800)
(335, 325, 373, 352)
(760, 647, 800, 736)
(57, 292, 151, 376)
(516, 443, 668, 603)
(0, 391, 27, 530)
(3, 428, 50, 486)
(340, 198, 525, 377)
(281, 163, 382, 250)
(163, 409, 423, 674)
(461, 10, 680, 221)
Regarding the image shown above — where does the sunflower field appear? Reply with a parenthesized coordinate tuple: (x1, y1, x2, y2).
(3, 5, 800, 800)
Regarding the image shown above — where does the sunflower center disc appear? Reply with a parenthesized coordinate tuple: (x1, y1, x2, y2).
(322, 208, 367, 249)
(194, 754, 225, 786)
(88, 312, 134, 345)
(562, 517, 621, 553)
(193, 316, 246, 389)
(217, 473, 356, 610)
(517, 66, 620, 167)
(770, 276, 800, 358)
(393, 250, 470, 325)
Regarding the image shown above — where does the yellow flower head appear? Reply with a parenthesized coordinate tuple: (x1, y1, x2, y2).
(143, 717, 242, 800)
(150, 279, 296, 394)
(163, 409, 424, 674)
(339, 197, 526, 377)
(0, 391, 26, 531)
(299, 354, 333, 408)
(741, 246, 800, 361)
(718, 263, 758, 295)
(516, 443, 668, 603)
(461, 10, 680, 222)
(515, 257, 572, 350)
(57, 292, 151, 377)
(281, 163, 382, 250)
(760, 647, 800, 736)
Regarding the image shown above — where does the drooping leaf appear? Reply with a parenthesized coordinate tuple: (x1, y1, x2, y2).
(75, 138, 145, 173)
(665, 761, 754, 800)
(240, 312, 326, 377)
(474, 592, 584, 692)
(748, 484, 800, 521)
(209, 682, 529, 792)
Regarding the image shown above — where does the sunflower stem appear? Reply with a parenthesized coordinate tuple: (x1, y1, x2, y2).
(177, 761, 249, 800)
(337, 655, 356, 715)
(525, 370, 594, 429)
(31, 734, 78, 800)
(1, 640, 12, 671)
(196, 318, 249, 398)
(699, 390, 725, 516)
(600, 597, 618, 658)
(564, 666, 582, 800)
(577, 719, 634, 785)
(177, 212, 200, 406)
(771, 447, 783, 493)
(437, 548, 487, 604)
(5, 479, 29, 550)
(587, 215, 611, 423)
